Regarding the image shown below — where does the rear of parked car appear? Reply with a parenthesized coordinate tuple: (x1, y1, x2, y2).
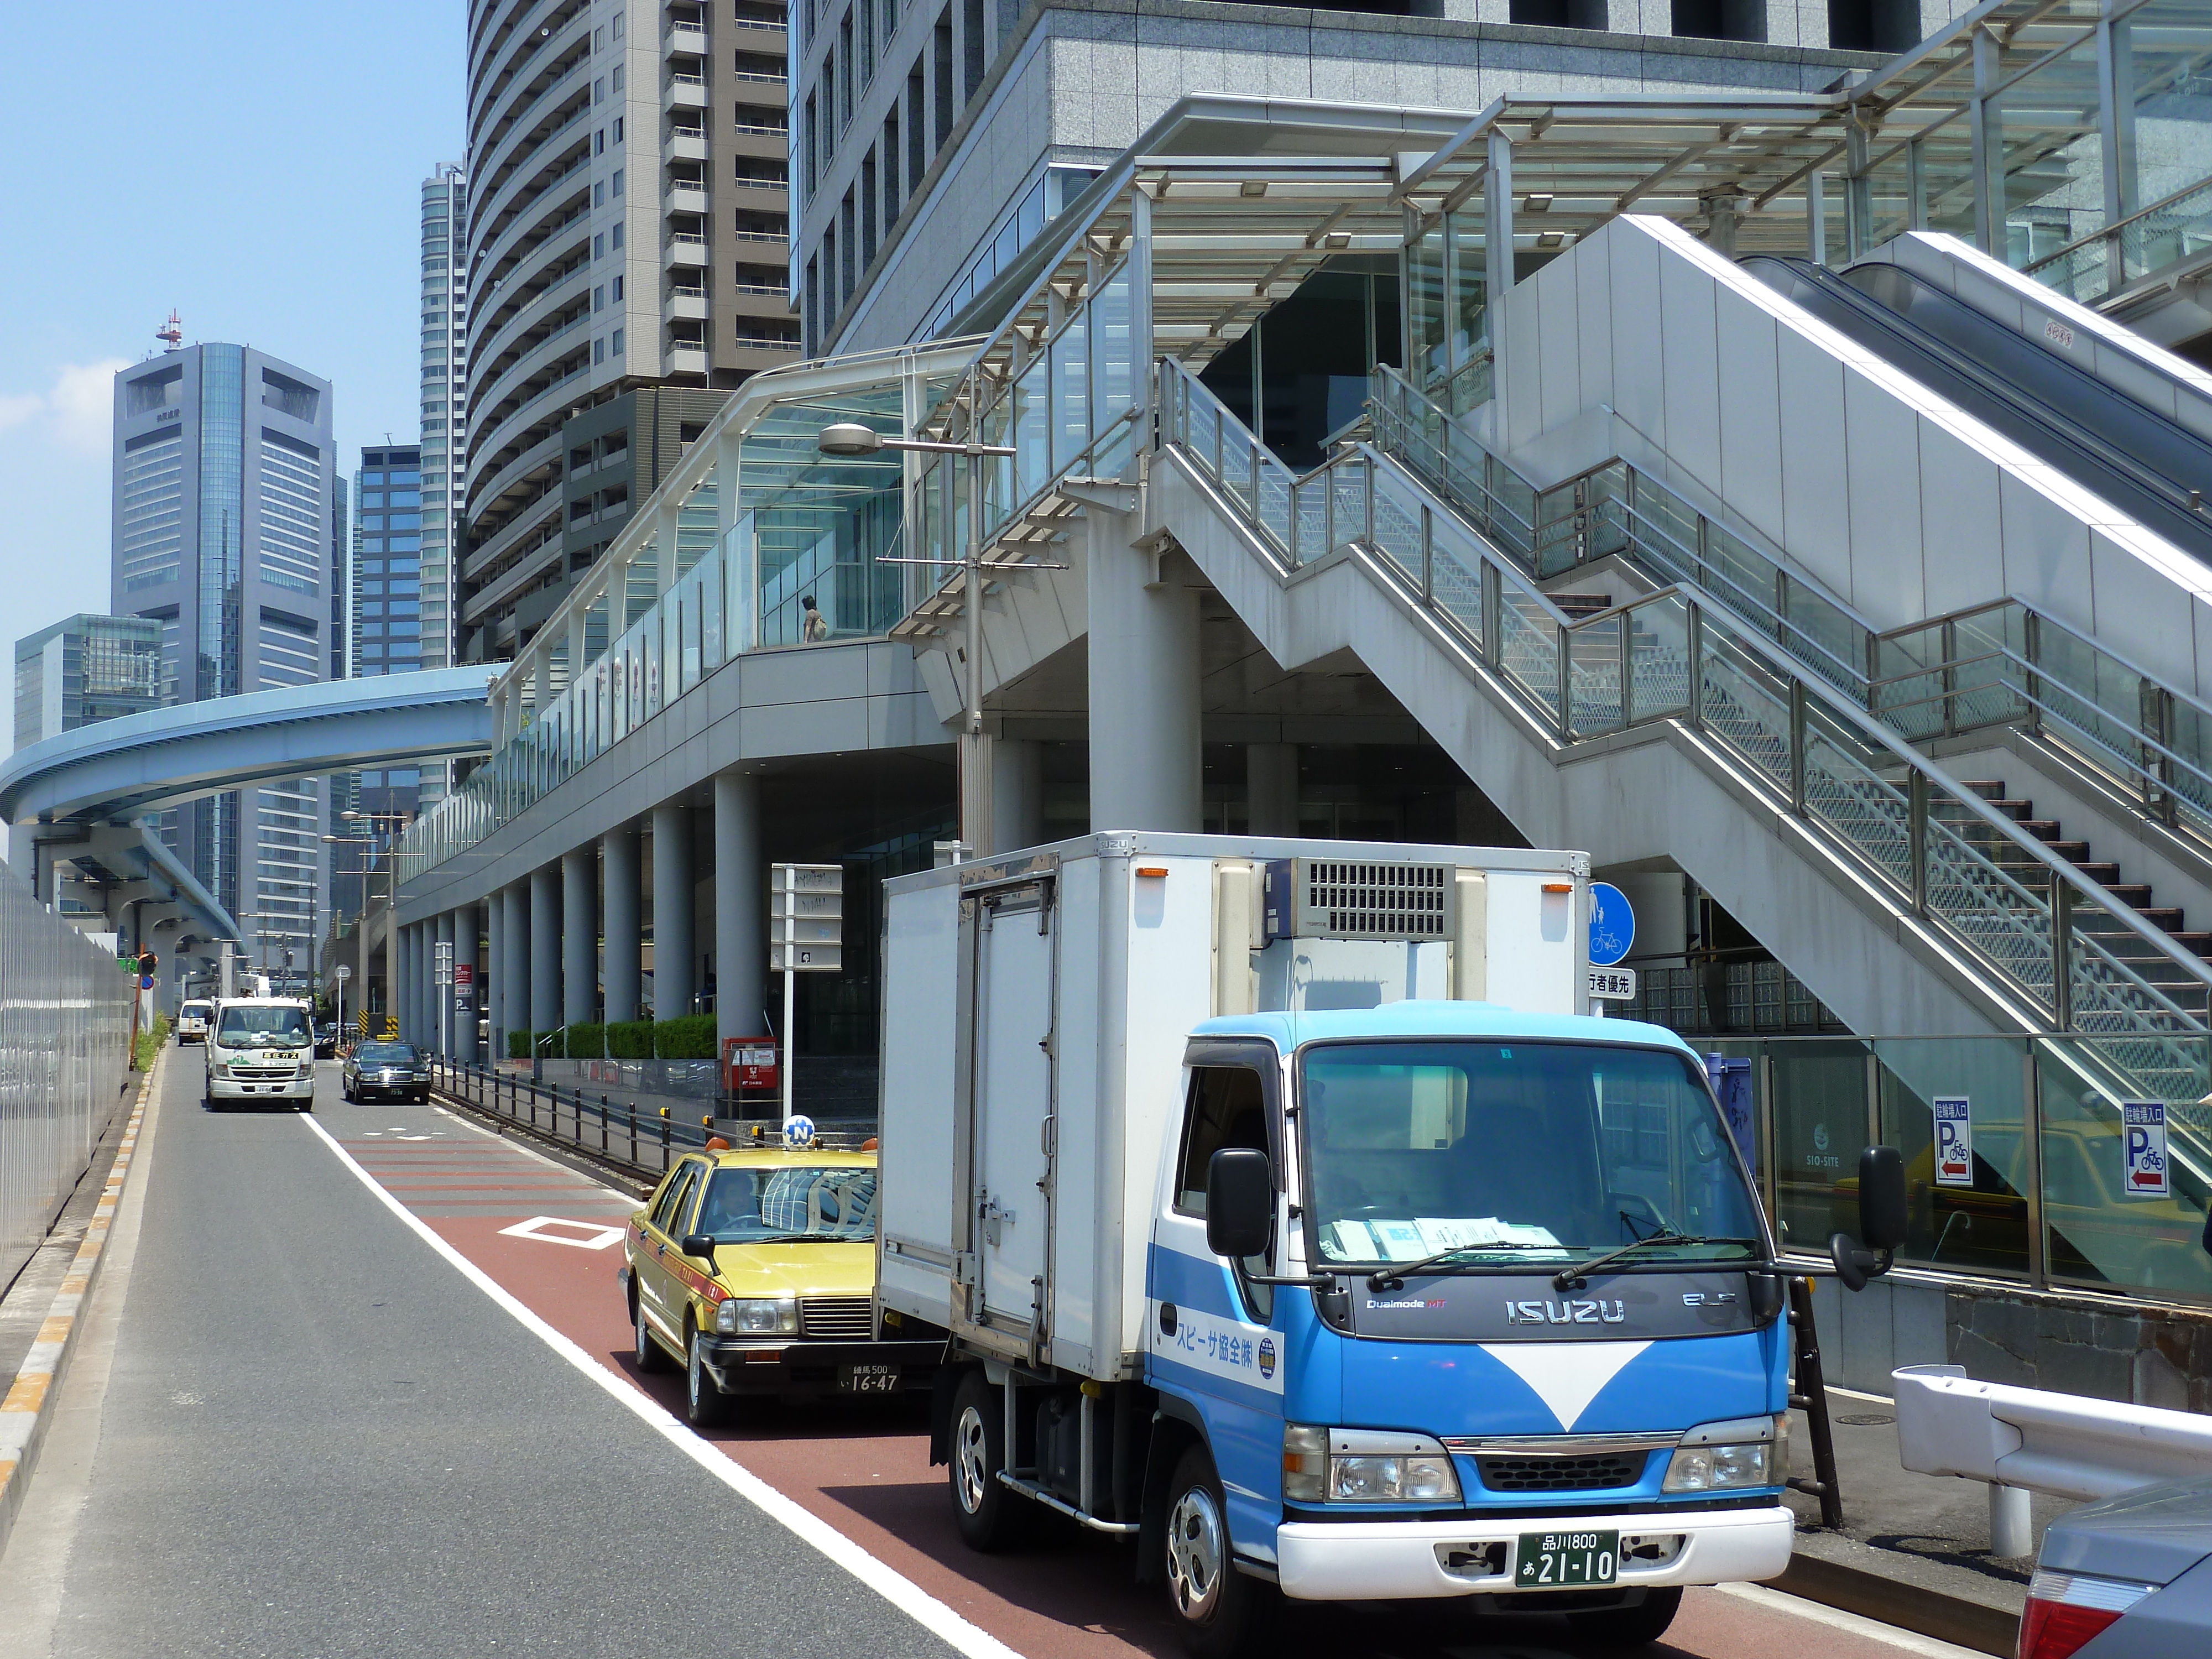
(2021, 1475, 2212, 1657)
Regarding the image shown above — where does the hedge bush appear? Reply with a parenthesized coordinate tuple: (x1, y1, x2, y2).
(606, 1019, 656, 1059)
(654, 1014, 718, 1059)
(508, 1028, 533, 1059)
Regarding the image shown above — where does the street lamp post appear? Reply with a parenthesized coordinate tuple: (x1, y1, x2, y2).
(817, 419, 1015, 857)
(326, 807, 410, 1036)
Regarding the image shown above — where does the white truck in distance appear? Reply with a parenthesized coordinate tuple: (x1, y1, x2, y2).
(203, 997, 317, 1110)
(874, 832, 1901, 1656)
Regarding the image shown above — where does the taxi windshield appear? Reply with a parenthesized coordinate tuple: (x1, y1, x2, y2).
(356, 1042, 419, 1063)
(1299, 1039, 1762, 1270)
(216, 1006, 312, 1047)
(693, 1165, 878, 1243)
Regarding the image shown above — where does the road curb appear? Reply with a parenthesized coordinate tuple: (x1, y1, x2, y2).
(1775, 1550, 2021, 1657)
(0, 1055, 156, 1559)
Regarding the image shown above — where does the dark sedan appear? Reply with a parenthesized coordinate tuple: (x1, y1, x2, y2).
(2022, 1474, 2212, 1657)
(342, 1040, 431, 1103)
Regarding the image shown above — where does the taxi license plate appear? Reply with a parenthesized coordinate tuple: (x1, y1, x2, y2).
(838, 1364, 899, 1394)
(1516, 1530, 1618, 1588)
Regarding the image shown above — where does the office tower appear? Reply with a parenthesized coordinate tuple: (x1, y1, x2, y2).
(421, 165, 467, 680)
(111, 343, 335, 984)
(11, 614, 162, 753)
(456, 0, 798, 666)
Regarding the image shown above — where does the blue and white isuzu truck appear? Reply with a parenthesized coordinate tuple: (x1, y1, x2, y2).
(874, 833, 1898, 1655)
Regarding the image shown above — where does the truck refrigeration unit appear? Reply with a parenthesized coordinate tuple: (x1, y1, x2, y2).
(874, 833, 1901, 1655)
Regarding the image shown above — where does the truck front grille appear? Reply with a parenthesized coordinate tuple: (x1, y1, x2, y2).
(799, 1296, 873, 1339)
(1477, 1453, 1643, 1493)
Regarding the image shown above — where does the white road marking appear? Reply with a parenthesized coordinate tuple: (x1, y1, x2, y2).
(1713, 1582, 1992, 1657)
(299, 1114, 1019, 1659)
(495, 1216, 625, 1251)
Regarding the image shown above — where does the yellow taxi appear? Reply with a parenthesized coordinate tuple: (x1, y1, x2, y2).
(621, 1137, 943, 1426)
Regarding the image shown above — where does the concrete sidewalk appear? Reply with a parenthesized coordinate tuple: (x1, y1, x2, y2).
(1778, 1385, 2066, 1657)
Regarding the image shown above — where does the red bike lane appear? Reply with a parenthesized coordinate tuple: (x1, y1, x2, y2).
(324, 1096, 1970, 1659)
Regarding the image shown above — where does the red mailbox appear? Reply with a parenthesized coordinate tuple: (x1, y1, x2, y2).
(722, 1036, 779, 1093)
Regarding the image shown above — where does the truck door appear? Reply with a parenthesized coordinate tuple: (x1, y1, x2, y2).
(1149, 1042, 1287, 1556)
(959, 880, 1057, 1359)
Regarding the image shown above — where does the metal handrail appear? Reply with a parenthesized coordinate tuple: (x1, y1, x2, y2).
(1161, 358, 2212, 1072)
(2021, 171, 2212, 280)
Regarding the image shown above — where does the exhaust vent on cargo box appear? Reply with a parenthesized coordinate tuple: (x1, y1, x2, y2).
(1272, 859, 1455, 941)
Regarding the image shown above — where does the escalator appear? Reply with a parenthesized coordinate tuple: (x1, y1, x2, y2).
(1742, 255, 2212, 562)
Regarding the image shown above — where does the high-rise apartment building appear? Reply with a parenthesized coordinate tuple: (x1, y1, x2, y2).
(421, 165, 468, 681)
(456, 0, 799, 666)
(11, 614, 161, 753)
(111, 343, 335, 980)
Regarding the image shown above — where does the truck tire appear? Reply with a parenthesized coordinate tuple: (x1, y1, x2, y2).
(633, 1288, 675, 1374)
(948, 1370, 1019, 1552)
(686, 1326, 729, 1428)
(1163, 1444, 1272, 1659)
(1564, 1587, 1681, 1646)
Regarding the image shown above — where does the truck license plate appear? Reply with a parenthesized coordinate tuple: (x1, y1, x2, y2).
(1516, 1530, 1618, 1588)
(838, 1364, 900, 1394)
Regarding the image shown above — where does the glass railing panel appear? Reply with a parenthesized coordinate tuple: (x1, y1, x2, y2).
(1798, 705, 1915, 896)
(1696, 629, 1794, 796)
(1367, 462, 1425, 589)
(1568, 611, 1624, 737)
(1052, 312, 1088, 473)
(2121, 176, 2212, 291)
(1999, 38, 2111, 300)
(1923, 777, 2057, 1014)
(1625, 592, 1691, 726)
(1015, 354, 1051, 503)
(1091, 264, 1135, 436)
(2065, 888, 2208, 1040)
(1427, 514, 1487, 646)
(1292, 474, 1326, 566)
(1495, 584, 1563, 723)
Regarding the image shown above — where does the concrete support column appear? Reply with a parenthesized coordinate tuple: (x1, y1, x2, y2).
(404, 924, 422, 1045)
(653, 802, 695, 1020)
(382, 912, 398, 1034)
(562, 846, 597, 1028)
(434, 911, 455, 1056)
(1246, 743, 1300, 837)
(990, 737, 1045, 855)
(501, 881, 530, 1055)
(530, 863, 562, 1039)
(603, 820, 641, 1025)
(454, 904, 479, 1063)
(1087, 532, 1203, 832)
(714, 772, 766, 1044)
(487, 898, 505, 1058)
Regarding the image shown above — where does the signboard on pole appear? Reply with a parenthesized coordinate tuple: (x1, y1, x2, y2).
(770, 864, 844, 973)
(2123, 1102, 2171, 1198)
(1933, 1097, 1974, 1186)
(1588, 883, 1635, 968)
(454, 962, 474, 987)
(434, 941, 454, 987)
(1586, 967, 1637, 1002)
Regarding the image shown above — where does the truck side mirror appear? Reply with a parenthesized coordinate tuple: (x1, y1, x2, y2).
(1858, 1145, 1908, 1250)
(1828, 1144, 1907, 1291)
(1206, 1148, 1273, 1260)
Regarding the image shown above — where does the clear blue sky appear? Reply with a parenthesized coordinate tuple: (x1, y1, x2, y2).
(0, 2, 465, 644)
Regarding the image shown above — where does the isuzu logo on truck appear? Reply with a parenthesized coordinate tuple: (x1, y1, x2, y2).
(1507, 1298, 1627, 1325)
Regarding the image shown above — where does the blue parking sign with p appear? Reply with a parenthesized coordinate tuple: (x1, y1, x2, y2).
(2122, 1102, 2170, 1199)
(1933, 1097, 1973, 1187)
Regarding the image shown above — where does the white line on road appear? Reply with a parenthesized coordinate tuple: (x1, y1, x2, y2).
(1714, 1583, 1993, 1658)
(298, 1114, 1021, 1659)
(495, 1215, 626, 1250)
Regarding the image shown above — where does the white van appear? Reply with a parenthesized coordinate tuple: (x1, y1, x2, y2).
(176, 1000, 213, 1044)
(205, 997, 316, 1109)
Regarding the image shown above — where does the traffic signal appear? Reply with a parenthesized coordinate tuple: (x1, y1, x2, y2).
(138, 951, 158, 976)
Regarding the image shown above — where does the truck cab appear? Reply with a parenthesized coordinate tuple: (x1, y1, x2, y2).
(204, 997, 317, 1109)
(1144, 1001, 1790, 1649)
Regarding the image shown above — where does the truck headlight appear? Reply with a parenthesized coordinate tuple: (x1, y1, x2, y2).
(1283, 1425, 1461, 1505)
(716, 1297, 796, 1335)
(1662, 1418, 1780, 1493)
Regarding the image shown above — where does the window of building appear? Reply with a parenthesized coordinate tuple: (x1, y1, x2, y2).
(612, 222, 624, 249)
(595, 180, 606, 206)
(961, 0, 983, 101)
(595, 337, 607, 363)
(595, 284, 606, 311)
(612, 169, 624, 196)
(612, 64, 624, 91)
(595, 76, 606, 101)
(595, 232, 606, 259)
(612, 328, 624, 355)
(932, 13, 952, 148)
(596, 128, 606, 154)
(614, 116, 624, 140)
(859, 0, 875, 84)
(862, 149, 878, 268)
(612, 274, 624, 301)
(1670, 0, 1764, 40)
(260, 369, 321, 423)
(839, 11, 854, 127)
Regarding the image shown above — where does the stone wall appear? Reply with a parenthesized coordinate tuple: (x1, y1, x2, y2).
(1947, 1286, 2212, 1413)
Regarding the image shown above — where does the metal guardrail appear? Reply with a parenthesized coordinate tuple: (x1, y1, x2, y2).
(428, 1056, 714, 1178)
(1894, 1361, 2212, 1503)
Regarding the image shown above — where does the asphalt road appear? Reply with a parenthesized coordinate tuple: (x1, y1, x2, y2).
(0, 1053, 1986, 1659)
(0, 1055, 969, 1659)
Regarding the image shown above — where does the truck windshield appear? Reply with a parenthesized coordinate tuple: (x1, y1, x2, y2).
(693, 1166, 878, 1243)
(216, 1007, 312, 1047)
(1298, 1040, 1762, 1271)
(181, 1003, 211, 1020)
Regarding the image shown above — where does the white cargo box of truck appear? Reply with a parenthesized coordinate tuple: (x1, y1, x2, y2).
(874, 832, 1590, 1384)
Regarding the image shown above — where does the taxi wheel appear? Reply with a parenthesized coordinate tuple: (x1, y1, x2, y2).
(1564, 1587, 1680, 1646)
(948, 1369, 1018, 1552)
(1163, 1444, 1273, 1659)
(633, 1289, 675, 1374)
(686, 1326, 729, 1428)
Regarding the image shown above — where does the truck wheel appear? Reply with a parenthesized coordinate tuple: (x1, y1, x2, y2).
(1564, 1587, 1681, 1646)
(948, 1370, 1018, 1552)
(633, 1289, 675, 1374)
(686, 1326, 728, 1428)
(1164, 1444, 1271, 1658)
